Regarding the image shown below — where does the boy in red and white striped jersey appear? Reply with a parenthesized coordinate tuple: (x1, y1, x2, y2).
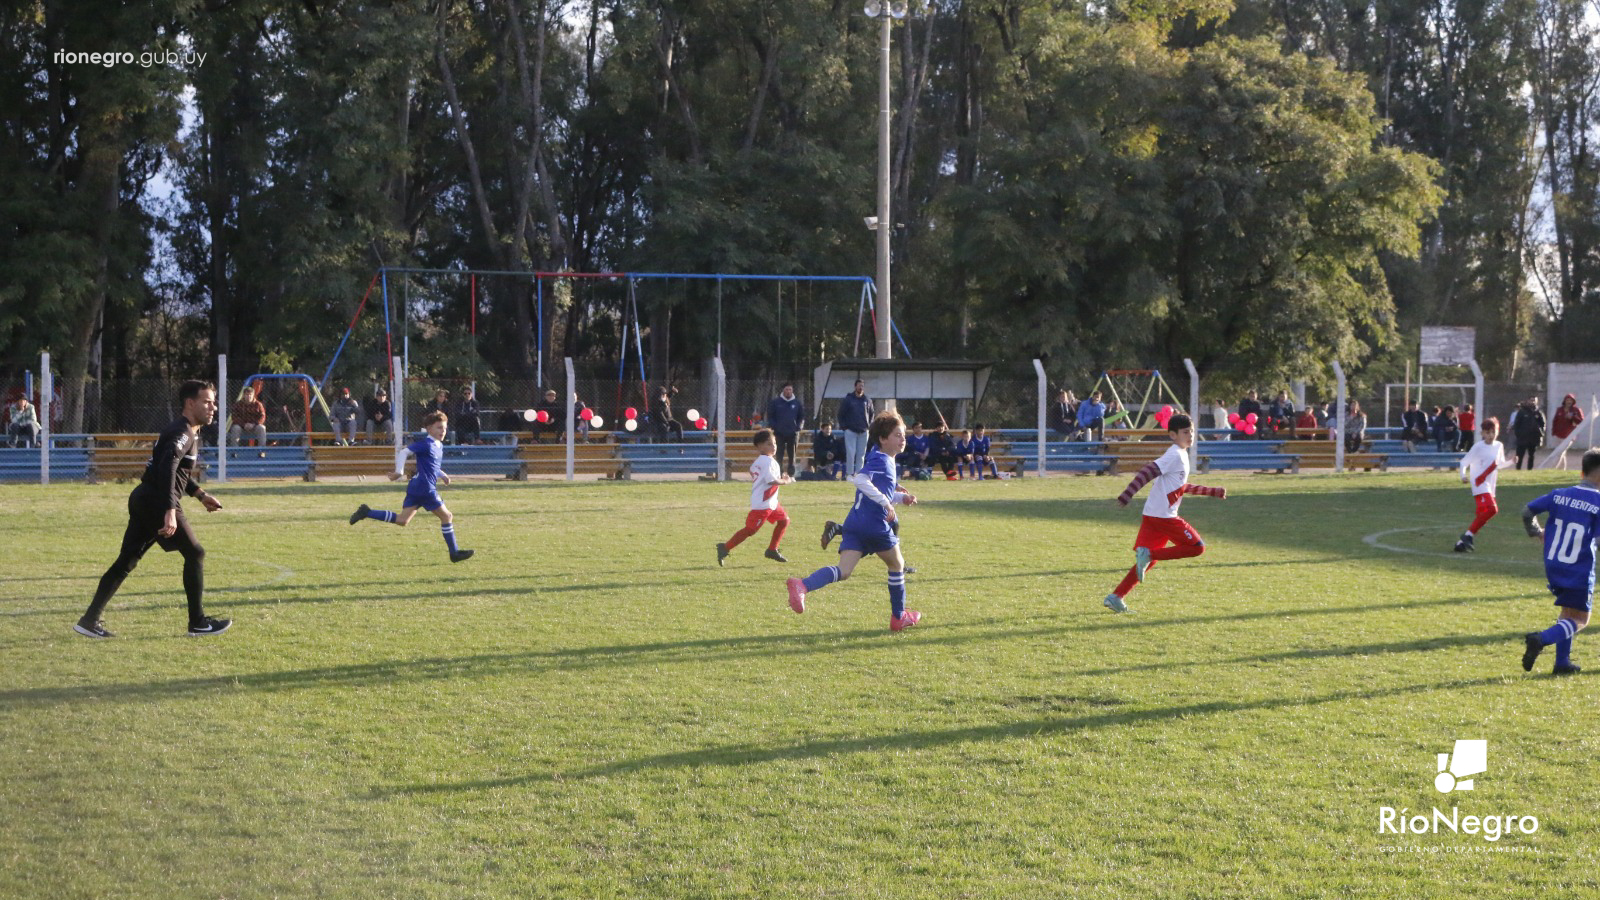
(1103, 414, 1227, 613)
(1455, 417, 1512, 553)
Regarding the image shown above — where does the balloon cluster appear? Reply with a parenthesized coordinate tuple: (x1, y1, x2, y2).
(1226, 411, 1259, 436)
(1153, 404, 1175, 428)
(686, 409, 708, 430)
(624, 406, 638, 433)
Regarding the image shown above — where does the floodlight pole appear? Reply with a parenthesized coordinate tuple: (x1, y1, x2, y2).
(217, 354, 228, 484)
(392, 356, 405, 473)
(565, 357, 576, 481)
(714, 356, 728, 482)
(39, 352, 51, 485)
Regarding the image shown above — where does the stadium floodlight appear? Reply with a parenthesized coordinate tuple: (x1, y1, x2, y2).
(864, 0, 883, 15)
(863, 216, 879, 230)
(889, 0, 908, 17)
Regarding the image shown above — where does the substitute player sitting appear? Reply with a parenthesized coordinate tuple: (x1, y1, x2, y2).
(348, 411, 473, 562)
(1103, 413, 1226, 613)
(718, 429, 793, 565)
(787, 411, 921, 631)
(1519, 448, 1600, 676)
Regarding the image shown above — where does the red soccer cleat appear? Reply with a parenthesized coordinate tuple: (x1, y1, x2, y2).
(786, 577, 806, 614)
(890, 609, 921, 631)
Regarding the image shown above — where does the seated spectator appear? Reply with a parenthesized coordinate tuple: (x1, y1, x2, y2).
(810, 421, 845, 479)
(1294, 406, 1318, 433)
(228, 386, 268, 446)
(1051, 390, 1079, 441)
(1399, 401, 1428, 447)
(1432, 405, 1460, 452)
(897, 421, 931, 477)
(955, 429, 975, 479)
(6, 396, 40, 448)
(969, 423, 1000, 480)
(929, 424, 960, 479)
(329, 387, 362, 446)
(1104, 399, 1127, 430)
(1267, 391, 1295, 436)
(650, 385, 684, 443)
(572, 394, 590, 441)
(1236, 389, 1263, 438)
(454, 386, 482, 444)
(1076, 391, 1107, 441)
(1343, 401, 1367, 453)
(533, 388, 562, 442)
(365, 387, 394, 443)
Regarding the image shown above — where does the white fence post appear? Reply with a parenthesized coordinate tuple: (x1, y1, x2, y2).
(217, 354, 228, 483)
(1333, 361, 1347, 473)
(1183, 358, 1201, 470)
(40, 352, 51, 485)
(392, 356, 405, 473)
(714, 357, 727, 482)
(565, 357, 576, 481)
(1032, 358, 1047, 478)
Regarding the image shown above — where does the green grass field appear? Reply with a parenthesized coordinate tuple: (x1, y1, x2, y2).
(3, 471, 1598, 898)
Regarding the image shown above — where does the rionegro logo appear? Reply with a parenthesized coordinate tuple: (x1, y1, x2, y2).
(1378, 740, 1539, 842)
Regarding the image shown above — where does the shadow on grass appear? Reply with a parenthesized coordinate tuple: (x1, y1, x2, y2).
(384, 672, 1516, 794)
(0, 592, 1528, 710)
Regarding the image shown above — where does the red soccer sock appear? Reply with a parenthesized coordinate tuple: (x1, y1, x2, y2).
(724, 524, 760, 550)
(1467, 511, 1496, 535)
(767, 517, 789, 550)
(1150, 544, 1204, 562)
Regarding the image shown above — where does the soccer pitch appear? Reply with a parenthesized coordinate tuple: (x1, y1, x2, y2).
(3, 473, 1596, 898)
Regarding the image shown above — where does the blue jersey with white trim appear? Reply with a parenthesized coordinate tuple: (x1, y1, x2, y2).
(842, 447, 898, 536)
(1528, 483, 1600, 593)
(407, 435, 444, 493)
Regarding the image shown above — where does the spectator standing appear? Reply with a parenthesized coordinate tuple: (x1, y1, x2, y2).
(1076, 391, 1107, 441)
(1511, 396, 1546, 470)
(329, 387, 362, 446)
(364, 387, 393, 443)
(1458, 404, 1476, 451)
(454, 386, 482, 445)
(1544, 393, 1587, 469)
(228, 386, 268, 446)
(766, 383, 806, 476)
(837, 379, 874, 475)
(1051, 390, 1079, 440)
(6, 396, 40, 447)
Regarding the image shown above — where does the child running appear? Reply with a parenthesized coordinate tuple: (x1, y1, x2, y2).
(1103, 414, 1226, 613)
(1455, 417, 1512, 553)
(1519, 448, 1600, 676)
(348, 411, 473, 562)
(717, 428, 793, 565)
(788, 411, 922, 631)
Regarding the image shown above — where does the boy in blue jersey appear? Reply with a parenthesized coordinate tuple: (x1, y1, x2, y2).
(787, 411, 922, 631)
(348, 411, 474, 562)
(968, 424, 1000, 480)
(1520, 448, 1600, 675)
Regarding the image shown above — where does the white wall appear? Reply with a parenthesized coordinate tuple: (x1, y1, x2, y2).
(1548, 363, 1600, 443)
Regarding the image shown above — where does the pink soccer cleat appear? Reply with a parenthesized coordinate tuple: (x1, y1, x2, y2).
(890, 609, 922, 632)
(786, 577, 806, 614)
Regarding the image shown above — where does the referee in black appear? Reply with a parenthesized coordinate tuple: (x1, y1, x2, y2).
(75, 379, 231, 638)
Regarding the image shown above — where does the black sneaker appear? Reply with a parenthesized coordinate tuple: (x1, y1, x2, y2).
(1554, 662, 1582, 676)
(187, 616, 232, 637)
(1523, 633, 1544, 672)
(1453, 540, 1468, 553)
(717, 543, 730, 567)
(350, 503, 370, 525)
(764, 548, 787, 563)
(450, 549, 474, 563)
(74, 619, 114, 639)
(1459, 532, 1475, 553)
(821, 521, 841, 550)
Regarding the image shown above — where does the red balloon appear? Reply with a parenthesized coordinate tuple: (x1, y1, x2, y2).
(1227, 412, 1241, 426)
(579, 407, 595, 421)
(535, 409, 549, 423)
(1242, 423, 1257, 435)
(1160, 405, 1174, 417)
(1245, 412, 1258, 425)
(624, 407, 638, 420)
(695, 417, 709, 430)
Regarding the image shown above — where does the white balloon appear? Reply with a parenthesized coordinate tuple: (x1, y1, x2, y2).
(589, 415, 605, 429)
(685, 408, 700, 422)
(522, 408, 537, 422)
(624, 418, 638, 432)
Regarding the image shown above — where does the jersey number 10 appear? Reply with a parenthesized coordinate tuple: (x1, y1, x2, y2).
(1546, 519, 1588, 565)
